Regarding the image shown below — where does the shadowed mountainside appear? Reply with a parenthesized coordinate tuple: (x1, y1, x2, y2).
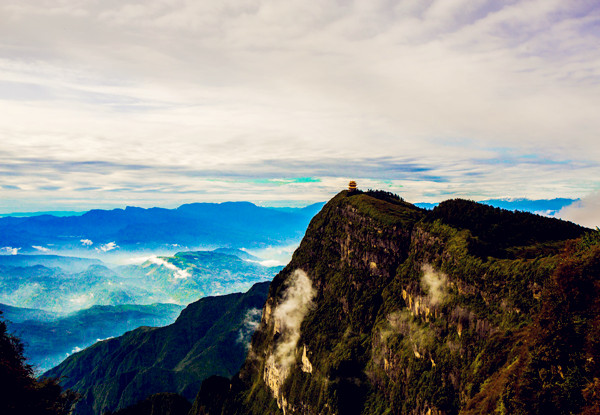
(45, 282, 270, 415)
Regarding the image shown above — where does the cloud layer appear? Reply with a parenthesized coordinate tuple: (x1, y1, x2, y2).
(556, 192, 600, 229)
(0, 1, 598, 211)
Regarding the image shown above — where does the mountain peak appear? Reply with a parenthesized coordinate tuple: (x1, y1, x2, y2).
(191, 191, 599, 415)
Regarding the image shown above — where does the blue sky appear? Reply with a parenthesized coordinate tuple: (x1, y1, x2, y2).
(0, 0, 599, 224)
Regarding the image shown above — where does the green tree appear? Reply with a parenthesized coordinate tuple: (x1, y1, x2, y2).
(0, 313, 78, 415)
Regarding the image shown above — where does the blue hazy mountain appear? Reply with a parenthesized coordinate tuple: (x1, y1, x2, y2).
(0, 263, 160, 313)
(265, 202, 325, 214)
(0, 303, 60, 323)
(0, 248, 280, 372)
(2, 302, 184, 373)
(0, 201, 324, 254)
(0, 250, 281, 314)
(478, 197, 577, 214)
(118, 250, 282, 304)
(0, 210, 86, 218)
(0, 254, 103, 273)
(211, 248, 262, 262)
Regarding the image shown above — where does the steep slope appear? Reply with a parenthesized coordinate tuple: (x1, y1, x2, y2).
(45, 282, 270, 415)
(192, 190, 596, 415)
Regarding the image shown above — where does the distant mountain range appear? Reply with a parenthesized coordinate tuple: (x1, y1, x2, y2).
(2, 302, 184, 373)
(0, 201, 325, 254)
(0, 248, 282, 372)
(0, 254, 102, 273)
(0, 249, 282, 314)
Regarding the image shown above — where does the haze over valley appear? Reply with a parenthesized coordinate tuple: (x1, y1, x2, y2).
(0, 201, 323, 372)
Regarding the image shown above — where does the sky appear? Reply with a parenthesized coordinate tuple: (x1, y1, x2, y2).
(1, 0, 599, 221)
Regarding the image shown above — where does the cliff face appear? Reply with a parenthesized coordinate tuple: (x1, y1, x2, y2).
(195, 190, 598, 415)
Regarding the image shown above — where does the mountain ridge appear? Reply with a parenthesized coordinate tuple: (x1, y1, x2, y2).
(189, 190, 597, 415)
(0, 201, 323, 253)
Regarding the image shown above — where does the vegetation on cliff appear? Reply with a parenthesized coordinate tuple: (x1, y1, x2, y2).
(193, 190, 597, 415)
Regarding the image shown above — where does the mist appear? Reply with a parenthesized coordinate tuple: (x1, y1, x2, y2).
(421, 264, 447, 306)
(272, 269, 315, 373)
(237, 308, 262, 348)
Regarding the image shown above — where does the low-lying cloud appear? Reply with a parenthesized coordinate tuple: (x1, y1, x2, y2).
(32, 245, 50, 252)
(96, 241, 118, 252)
(237, 308, 262, 348)
(0, 246, 20, 255)
(556, 192, 600, 229)
(271, 269, 315, 374)
(80, 239, 93, 246)
(148, 257, 191, 280)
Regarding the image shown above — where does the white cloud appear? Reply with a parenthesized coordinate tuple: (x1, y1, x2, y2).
(173, 268, 191, 280)
(258, 259, 285, 267)
(148, 256, 178, 271)
(148, 256, 191, 279)
(96, 241, 118, 252)
(0, 246, 20, 255)
(556, 192, 600, 229)
(123, 255, 154, 264)
(31, 245, 50, 252)
(0, 1, 598, 209)
(69, 293, 93, 305)
(270, 269, 315, 374)
(80, 239, 93, 246)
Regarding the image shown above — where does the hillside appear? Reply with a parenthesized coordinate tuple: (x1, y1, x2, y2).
(3, 303, 184, 373)
(45, 282, 270, 415)
(187, 190, 598, 415)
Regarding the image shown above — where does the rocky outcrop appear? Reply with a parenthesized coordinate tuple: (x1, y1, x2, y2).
(191, 190, 595, 415)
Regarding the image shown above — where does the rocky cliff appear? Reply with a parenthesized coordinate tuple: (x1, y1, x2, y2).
(192, 190, 599, 415)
